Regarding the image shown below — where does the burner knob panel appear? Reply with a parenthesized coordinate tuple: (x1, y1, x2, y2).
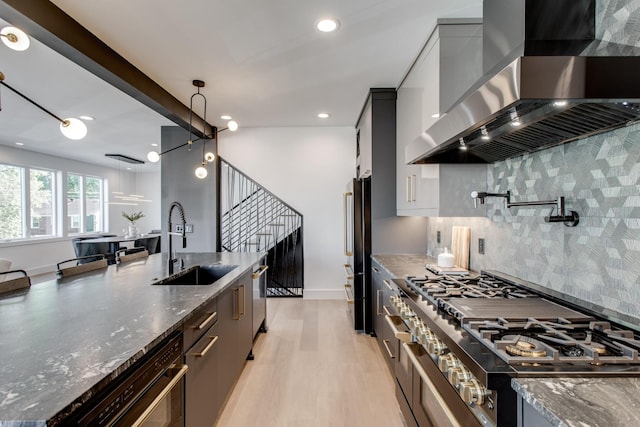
(437, 353, 461, 373)
(459, 379, 489, 406)
(426, 337, 447, 356)
(448, 367, 474, 386)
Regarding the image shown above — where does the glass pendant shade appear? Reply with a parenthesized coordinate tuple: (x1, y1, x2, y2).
(60, 118, 87, 140)
(204, 152, 215, 162)
(147, 151, 160, 162)
(1, 27, 30, 51)
(195, 165, 208, 179)
(227, 120, 238, 131)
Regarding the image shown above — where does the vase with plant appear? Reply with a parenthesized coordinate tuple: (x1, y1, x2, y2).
(122, 211, 144, 237)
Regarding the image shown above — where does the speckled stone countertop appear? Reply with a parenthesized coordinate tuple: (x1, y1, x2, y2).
(0, 252, 263, 426)
(371, 254, 436, 278)
(512, 377, 640, 426)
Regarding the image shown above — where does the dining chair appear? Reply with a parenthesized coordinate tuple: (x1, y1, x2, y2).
(134, 236, 161, 254)
(0, 269, 31, 294)
(56, 255, 108, 278)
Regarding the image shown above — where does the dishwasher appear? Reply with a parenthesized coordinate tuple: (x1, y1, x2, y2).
(252, 262, 268, 338)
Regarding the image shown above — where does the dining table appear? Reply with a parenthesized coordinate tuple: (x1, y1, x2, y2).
(75, 233, 162, 255)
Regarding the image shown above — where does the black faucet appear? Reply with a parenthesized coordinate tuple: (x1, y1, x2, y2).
(167, 201, 187, 274)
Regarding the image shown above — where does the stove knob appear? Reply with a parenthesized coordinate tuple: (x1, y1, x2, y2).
(426, 337, 447, 355)
(448, 367, 474, 386)
(419, 329, 436, 347)
(459, 379, 489, 406)
(437, 353, 461, 373)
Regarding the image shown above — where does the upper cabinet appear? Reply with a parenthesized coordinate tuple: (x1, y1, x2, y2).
(397, 19, 486, 217)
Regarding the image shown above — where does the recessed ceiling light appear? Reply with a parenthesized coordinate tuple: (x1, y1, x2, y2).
(431, 113, 440, 118)
(221, 115, 232, 120)
(318, 113, 330, 119)
(316, 18, 340, 33)
(151, 143, 158, 147)
(15, 142, 24, 146)
(552, 101, 567, 107)
(79, 115, 95, 121)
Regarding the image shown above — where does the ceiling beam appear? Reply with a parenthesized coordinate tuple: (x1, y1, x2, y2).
(0, 0, 215, 138)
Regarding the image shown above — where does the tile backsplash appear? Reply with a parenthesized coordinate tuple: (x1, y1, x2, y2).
(427, 0, 640, 324)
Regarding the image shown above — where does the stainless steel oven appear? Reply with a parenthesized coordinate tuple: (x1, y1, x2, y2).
(76, 332, 187, 426)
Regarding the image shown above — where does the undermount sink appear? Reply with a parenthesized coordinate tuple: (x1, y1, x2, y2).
(152, 264, 237, 286)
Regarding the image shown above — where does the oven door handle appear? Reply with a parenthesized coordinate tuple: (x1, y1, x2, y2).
(130, 364, 189, 427)
(403, 343, 461, 427)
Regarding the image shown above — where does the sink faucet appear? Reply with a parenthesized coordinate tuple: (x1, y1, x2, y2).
(167, 201, 187, 274)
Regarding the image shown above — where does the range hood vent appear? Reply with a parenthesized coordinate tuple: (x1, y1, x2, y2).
(408, 0, 640, 164)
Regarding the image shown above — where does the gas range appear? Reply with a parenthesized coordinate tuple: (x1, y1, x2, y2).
(392, 270, 640, 427)
(404, 271, 640, 368)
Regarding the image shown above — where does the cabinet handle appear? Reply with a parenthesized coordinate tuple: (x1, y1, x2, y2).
(377, 289, 383, 315)
(233, 288, 240, 320)
(385, 315, 412, 343)
(344, 284, 354, 304)
(383, 305, 393, 316)
(343, 264, 354, 280)
(403, 343, 461, 427)
(372, 266, 380, 273)
(383, 279, 393, 291)
(240, 284, 246, 316)
(343, 191, 353, 256)
(131, 364, 189, 427)
(406, 176, 411, 202)
(382, 339, 396, 359)
(194, 311, 217, 331)
(194, 336, 219, 357)
(252, 265, 269, 279)
(411, 174, 417, 202)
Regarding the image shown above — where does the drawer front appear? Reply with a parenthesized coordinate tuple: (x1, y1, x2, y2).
(183, 297, 218, 351)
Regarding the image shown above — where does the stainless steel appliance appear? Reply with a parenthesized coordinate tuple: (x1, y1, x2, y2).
(252, 263, 268, 337)
(389, 271, 640, 427)
(407, 0, 640, 165)
(74, 332, 187, 426)
(344, 177, 372, 332)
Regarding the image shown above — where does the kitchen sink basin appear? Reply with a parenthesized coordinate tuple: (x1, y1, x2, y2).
(152, 264, 237, 286)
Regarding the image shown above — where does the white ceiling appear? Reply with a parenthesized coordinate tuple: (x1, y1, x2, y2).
(0, 0, 482, 170)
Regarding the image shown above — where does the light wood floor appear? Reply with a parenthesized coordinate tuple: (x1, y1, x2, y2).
(215, 299, 406, 427)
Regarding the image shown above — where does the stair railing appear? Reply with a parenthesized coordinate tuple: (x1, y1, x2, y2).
(218, 158, 304, 296)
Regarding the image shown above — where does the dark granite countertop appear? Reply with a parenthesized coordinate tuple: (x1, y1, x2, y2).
(512, 377, 640, 427)
(0, 252, 263, 426)
(371, 254, 436, 278)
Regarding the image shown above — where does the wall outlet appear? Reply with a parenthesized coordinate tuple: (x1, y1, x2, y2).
(175, 224, 183, 232)
(437, 230, 441, 244)
(478, 238, 485, 254)
(185, 224, 194, 233)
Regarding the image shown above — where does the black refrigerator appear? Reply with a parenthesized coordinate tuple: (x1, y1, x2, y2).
(344, 177, 372, 333)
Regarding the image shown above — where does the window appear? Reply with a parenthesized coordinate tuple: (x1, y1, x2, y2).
(30, 168, 56, 237)
(67, 173, 104, 234)
(0, 162, 106, 242)
(0, 164, 24, 240)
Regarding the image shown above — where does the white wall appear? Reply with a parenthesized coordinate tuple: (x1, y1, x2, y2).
(219, 126, 355, 299)
(0, 145, 161, 275)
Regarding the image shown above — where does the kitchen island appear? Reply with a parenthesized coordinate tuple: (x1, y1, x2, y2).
(0, 251, 263, 426)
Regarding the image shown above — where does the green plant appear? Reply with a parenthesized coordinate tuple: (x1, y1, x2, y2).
(122, 210, 144, 224)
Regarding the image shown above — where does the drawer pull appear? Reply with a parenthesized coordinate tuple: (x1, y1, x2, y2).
(382, 339, 396, 359)
(344, 284, 354, 304)
(252, 265, 268, 279)
(383, 279, 393, 291)
(372, 266, 380, 273)
(385, 315, 412, 343)
(383, 305, 393, 316)
(194, 336, 219, 357)
(195, 311, 217, 331)
(343, 264, 354, 280)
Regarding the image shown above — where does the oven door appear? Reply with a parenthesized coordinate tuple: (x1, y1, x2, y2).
(115, 362, 187, 426)
(404, 343, 482, 427)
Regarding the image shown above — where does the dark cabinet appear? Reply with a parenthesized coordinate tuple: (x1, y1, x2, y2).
(371, 258, 399, 374)
(183, 269, 255, 426)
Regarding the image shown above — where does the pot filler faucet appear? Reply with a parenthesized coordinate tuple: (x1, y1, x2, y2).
(471, 190, 579, 227)
(167, 201, 187, 274)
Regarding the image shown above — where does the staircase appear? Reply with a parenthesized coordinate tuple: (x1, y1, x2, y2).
(219, 159, 303, 297)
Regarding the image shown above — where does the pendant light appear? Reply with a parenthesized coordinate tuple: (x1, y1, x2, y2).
(1, 26, 30, 51)
(0, 72, 88, 140)
(146, 80, 238, 177)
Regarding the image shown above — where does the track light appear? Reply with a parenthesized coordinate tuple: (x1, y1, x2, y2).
(0, 72, 87, 140)
(1, 26, 30, 51)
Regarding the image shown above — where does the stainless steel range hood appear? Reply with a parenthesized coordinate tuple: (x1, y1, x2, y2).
(407, 0, 640, 164)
